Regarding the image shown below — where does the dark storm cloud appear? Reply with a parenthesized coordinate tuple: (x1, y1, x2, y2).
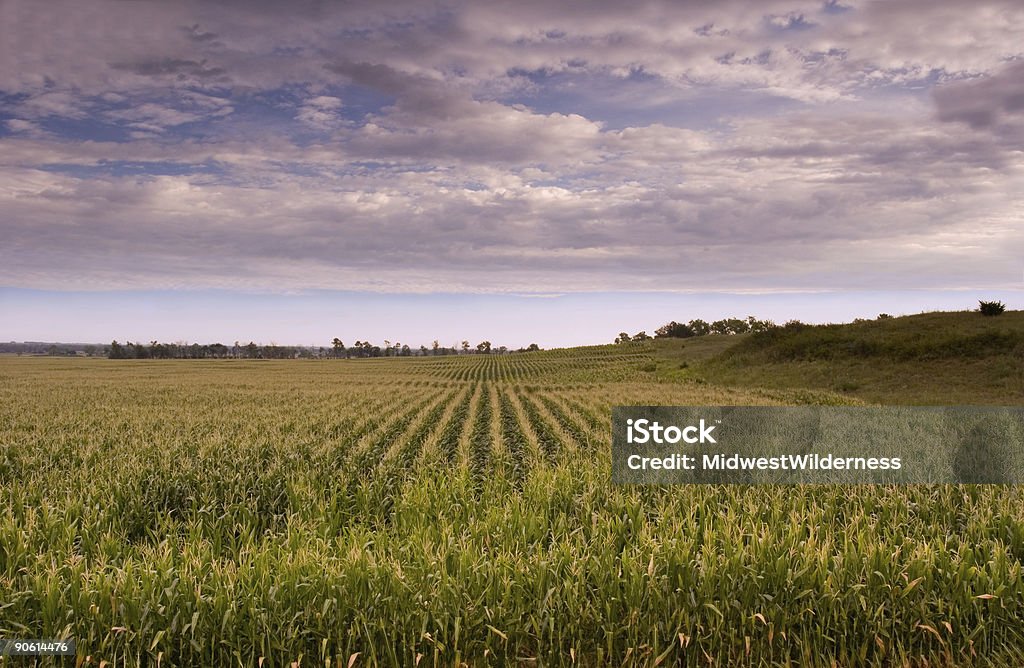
(324, 61, 467, 120)
(110, 58, 229, 81)
(183, 25, 220, 44)
(1, 0, 1023, 293)
(933, 60, 1024, 131)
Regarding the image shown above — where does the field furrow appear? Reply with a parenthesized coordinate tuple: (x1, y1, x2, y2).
(467, 382, 493, 490)
(431, 382, 474, 466)
(514, 390, 563, 464)
(497, 387, 530, 489)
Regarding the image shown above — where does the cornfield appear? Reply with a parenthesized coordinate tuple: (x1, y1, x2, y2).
(1, 349, 1023, 666)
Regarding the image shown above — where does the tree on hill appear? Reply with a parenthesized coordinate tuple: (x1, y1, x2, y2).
(655, 321, 695, 338)
(689, 319, 711, 336)
(979, 300, 1006, 316)
(651, 316, 776, 340)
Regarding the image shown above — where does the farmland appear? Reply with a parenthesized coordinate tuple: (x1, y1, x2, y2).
(2, 342, 1024, 666)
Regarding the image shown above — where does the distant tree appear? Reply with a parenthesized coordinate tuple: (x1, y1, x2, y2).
(497, 346, 508, 354)
(655, 321, 695, 338)
(432, 340, 440, 355)
(420, 345, 428, 356)
(746, 316, 776, 333)
(633, 331, 651, 341)
(401, 344, 411, 356)
(727, 318, 750, 334)
(877, 313, 893, 320)
(979, 300, 1006, 316)
(461, 340, 470, 354)
(688, 319, 711, 336)
(331, 337, 344, 358)
(615, 332, 631, 344)
(476, 340, 491, 354)
(526, 343, 541, 351)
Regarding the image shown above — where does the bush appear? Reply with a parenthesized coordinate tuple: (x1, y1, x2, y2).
(978, 300, 1006, 317)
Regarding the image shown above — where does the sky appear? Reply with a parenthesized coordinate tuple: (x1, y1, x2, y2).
(1, 0, 1022, 348)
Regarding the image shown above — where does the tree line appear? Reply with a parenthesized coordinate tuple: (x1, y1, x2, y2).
(103, 339, 544, 359)
(615, 316, 777, 343)
(107, 341, 309, 359)
(329, 339, 541, 358)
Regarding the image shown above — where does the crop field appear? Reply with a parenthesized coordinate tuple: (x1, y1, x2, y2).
(2, 347, 1024, 666)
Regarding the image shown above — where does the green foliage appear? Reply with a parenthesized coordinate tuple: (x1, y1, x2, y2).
(688, 310, 1024, 405)
(979, 300, 1007, 316)
(654, 321, 695, 338)
(723, 315, 1024, 363)
(655, 316, 776, 340)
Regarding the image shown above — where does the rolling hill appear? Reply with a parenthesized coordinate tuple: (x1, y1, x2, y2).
(655, 310, 1024, 405)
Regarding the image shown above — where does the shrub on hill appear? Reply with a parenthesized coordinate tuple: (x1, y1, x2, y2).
(979, 300, 1006, 316)
(721, 314, 1024, 363)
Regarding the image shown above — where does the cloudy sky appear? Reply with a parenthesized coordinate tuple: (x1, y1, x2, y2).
(2, 0, 1022, 347)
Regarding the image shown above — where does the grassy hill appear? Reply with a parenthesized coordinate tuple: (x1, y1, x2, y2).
(655, 310, 1024, 405)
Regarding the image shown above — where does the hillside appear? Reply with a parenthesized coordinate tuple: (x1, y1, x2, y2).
(656, 310, 1024, 405)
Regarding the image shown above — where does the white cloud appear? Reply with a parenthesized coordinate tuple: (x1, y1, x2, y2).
(296, 95, 344, 129)
(5, 119, 42, 134)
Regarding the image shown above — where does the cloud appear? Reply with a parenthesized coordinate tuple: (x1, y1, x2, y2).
(933, 60, 1024, 150)
(5, 119, 43, 134)
(109, 58, 229, 82)
(295, 95, 344, 130)
(101, 92, 234, 133)
(15, 91, 89, 120)
(1, 0, 1023, 295)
